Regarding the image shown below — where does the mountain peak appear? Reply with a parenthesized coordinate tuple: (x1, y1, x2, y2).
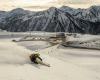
(0, 5, 100, 34)
(48, 7, 57, 11)
(11, 8, 24, 12)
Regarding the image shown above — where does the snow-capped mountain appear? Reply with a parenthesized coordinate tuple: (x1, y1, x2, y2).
(0, 6, 100, 34)
(60, 6, 100, 22)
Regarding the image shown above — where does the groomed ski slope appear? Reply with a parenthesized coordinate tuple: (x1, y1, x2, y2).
(0, 41, 100, 80)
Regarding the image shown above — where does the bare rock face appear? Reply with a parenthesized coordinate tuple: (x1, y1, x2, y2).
(60, 6, 100, 22)
(0, 6, 100, 34)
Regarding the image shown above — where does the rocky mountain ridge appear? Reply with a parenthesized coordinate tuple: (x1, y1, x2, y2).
(0, 6, 100, 34)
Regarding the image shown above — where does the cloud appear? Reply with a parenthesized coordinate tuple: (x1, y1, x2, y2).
(56, 0, 92, 4)
(0, 0, 100, 11)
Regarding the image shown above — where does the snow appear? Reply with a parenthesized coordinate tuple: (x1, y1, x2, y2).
(0, 33, 100, 80)
(0, 41, 31, 64)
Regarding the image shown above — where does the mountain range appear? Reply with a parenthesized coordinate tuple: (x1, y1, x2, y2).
(0, 5, 100, 34)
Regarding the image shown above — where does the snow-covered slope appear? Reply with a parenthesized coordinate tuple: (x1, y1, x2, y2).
(0, 41, 31, 64)
(0, 37, 100, 80)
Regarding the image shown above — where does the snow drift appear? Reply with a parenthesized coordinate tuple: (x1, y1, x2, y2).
(0, 41, 31, 64)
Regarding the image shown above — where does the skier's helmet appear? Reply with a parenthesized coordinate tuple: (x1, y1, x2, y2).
(34, 50, 40, 56)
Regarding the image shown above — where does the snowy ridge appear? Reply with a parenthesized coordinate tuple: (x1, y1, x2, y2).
(65, 34, 100, 49)
(60, 5, 100, 22)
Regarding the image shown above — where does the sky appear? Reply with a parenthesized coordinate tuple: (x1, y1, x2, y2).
(0, 0, 100, 11)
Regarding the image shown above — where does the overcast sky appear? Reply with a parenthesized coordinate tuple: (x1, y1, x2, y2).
(0, 0, 100, 11)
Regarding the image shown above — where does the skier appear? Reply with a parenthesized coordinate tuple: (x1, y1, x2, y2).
(29, 51, 50, 67)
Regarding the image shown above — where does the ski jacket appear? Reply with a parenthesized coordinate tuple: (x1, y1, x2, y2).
(30, 54, 42, 64)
